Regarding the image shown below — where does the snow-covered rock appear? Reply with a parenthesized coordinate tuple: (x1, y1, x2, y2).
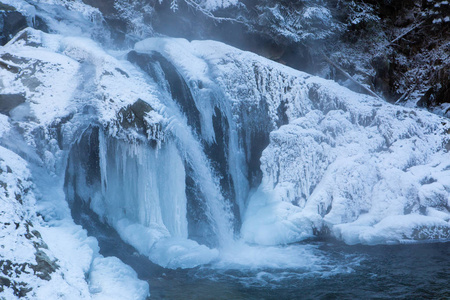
(136, 38, 450, 246)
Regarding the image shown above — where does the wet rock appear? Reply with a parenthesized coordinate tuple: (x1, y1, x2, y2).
(0, 10, 27, 45)
(410, 225, 450, 241)
(0, 94, 26, 116)
(128, 50, 202, 135)
(117, 99, 153, 133)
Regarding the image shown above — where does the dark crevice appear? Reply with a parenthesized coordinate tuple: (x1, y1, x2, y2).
(185, 163, 218, 248)
(203, 107, 240, 232)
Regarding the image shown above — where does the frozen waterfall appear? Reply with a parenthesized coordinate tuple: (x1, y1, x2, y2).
(1, 28, 450, 276)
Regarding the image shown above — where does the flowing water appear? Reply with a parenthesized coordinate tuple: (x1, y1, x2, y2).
(63, 44, 450, 299)
(75, 205, 450, 299)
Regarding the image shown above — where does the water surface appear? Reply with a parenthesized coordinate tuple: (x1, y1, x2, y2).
(76, 208, 450, 299)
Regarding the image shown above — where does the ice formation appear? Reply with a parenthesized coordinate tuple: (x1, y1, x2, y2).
(135, 38, 450, 246)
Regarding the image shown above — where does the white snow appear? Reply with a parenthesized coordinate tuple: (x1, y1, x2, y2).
(0, 145, 149, 299)
(89, 257, 149, 300)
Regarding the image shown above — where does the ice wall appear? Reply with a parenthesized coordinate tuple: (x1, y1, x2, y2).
(65, 126, 188, 243)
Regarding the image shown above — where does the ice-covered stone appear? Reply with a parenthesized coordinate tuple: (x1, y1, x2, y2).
(136, 38, 450, 246)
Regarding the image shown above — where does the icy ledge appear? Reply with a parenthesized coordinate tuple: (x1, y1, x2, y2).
(136, 38, 450, 246)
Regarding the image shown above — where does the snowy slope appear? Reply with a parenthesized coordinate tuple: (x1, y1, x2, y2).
(0, 145, 148, 299)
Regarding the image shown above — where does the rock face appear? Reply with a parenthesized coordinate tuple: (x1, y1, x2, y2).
(0, 148, 56, 297)
(0, 147, 102, 299)
(0, 7, 28, 45)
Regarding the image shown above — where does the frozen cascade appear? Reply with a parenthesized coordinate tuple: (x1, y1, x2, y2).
(64, 44, 239, 267)
(126, 49, 239, 243)
(97, 129, 188, 239)
(65, 124, 226, 268)
(134, 38, 450, 247)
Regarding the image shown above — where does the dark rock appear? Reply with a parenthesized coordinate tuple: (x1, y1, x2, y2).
(411, 225, 450, 240)
(371, 55, 393, 99)
(1, 52, 31, 65)
(127, 50, 201, 135)
(67, 126, 101, 187)
(0, 11, 28, 45)
(15, 193, 23, 204)
(82, 0, 116, 15)
(0, 59, 20, 73)
(0, 275, 11, 287)
(0, 94, 26, 116)
(30, 250, 58, 281)
(34, 16, 48, 33)
(0, 3, 15, 11)
(117, 99, 154, 136)
(8, 29, 42, 47)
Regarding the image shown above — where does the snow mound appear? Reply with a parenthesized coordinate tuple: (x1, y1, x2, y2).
(89, 257, 149, 300)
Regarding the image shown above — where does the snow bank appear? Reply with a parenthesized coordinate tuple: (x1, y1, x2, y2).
(89, 257, 149, 300)
(0, 147, 87, 299)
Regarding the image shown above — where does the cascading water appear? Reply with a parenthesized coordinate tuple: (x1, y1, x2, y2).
(63, 35, 305, 272)
(126, 49, 240, 243)
(64, 50, 244, 267)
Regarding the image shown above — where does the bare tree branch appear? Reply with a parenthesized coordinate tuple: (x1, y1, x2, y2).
(183, 0, 244, 23)
(321, 52, 383, 100)
(395, 82, 418, 104)
(388, 19, 426, 46)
